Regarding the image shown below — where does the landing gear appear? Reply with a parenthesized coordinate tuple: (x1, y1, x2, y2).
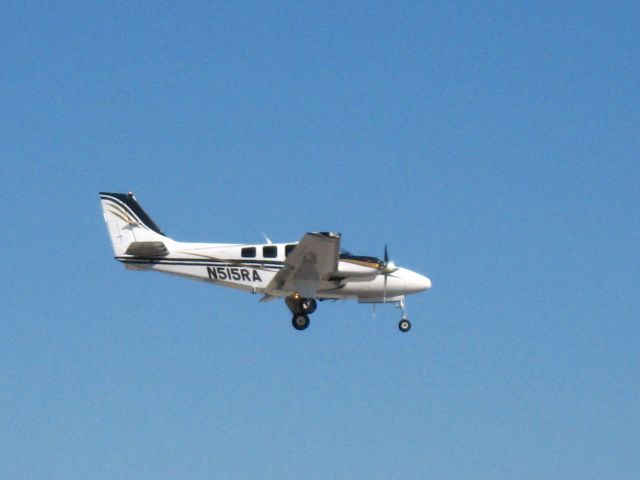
(399, 319, 411, 332)
(396, 298, 411, 333)
(299, 298, 317, 315)
(292, 314, 310, 330)
(286, 295, 317, 331)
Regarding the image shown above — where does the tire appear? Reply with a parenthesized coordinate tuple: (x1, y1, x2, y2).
(292, 314, 310, 331)
(399, 319, 411, 332)
(299, 298, 317, 315)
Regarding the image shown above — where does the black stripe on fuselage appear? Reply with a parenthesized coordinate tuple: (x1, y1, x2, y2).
(116, 257, 284, 269)
(115, 256, 285, 266)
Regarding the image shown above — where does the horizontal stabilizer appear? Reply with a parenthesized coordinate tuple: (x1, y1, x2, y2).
(125, 241, 169, 257)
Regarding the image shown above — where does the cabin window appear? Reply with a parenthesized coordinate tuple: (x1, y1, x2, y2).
(285, 244, 297, 257)
(241, 247, 256, 258)
(263, 245, 277, 258)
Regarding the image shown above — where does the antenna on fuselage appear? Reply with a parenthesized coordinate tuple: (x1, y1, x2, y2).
(262, 232, 273, 244)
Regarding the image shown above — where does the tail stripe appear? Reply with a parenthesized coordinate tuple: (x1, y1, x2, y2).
(100, 192, 165, 236)
(105, 203, 137, 226)
(101, 195, 147, 230)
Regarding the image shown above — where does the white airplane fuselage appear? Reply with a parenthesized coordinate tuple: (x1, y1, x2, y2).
(120, 239, 431, 301)
(100, 192, 431, 331)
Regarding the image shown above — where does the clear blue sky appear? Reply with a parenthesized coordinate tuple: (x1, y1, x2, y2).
(1, 2, 638, 478)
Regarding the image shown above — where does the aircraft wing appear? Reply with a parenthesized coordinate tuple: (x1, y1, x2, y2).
(264, 232, 340, 298)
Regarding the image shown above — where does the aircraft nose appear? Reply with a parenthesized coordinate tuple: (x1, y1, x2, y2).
(406, 272, 432, 293)
(418, 274, 432, 291)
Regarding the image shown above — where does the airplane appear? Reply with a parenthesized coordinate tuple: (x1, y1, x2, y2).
(99, 192, 431, 332)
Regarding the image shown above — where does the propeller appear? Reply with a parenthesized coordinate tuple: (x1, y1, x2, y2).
(380, 244, 399, 302)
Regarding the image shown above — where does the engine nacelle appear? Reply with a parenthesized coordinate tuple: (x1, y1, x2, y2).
(336, 261, 379, 278)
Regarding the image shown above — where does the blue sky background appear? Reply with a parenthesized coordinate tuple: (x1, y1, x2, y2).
(1, 2, 638, 478)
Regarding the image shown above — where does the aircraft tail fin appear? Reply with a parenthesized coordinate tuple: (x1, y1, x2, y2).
(99, 192, 169, 257)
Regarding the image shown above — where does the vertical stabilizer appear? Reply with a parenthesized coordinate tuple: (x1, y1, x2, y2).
(99, 192, 168, 257)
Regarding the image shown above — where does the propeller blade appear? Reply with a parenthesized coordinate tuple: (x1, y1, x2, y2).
(382, 243, 398, 302)
(380, 243, 398, 276)
(384, 271, 388, 303)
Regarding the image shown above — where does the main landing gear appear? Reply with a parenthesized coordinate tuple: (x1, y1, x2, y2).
(292, 314, 310, 330)
(286, 295, 317, 331)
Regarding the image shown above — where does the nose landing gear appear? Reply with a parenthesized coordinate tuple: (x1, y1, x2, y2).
(396, 298, 411, 332)
(398, 319, 411, 332)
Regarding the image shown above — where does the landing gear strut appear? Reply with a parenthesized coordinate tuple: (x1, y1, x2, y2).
(286, 295, 317, 331)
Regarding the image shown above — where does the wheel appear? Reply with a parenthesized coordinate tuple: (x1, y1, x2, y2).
(292, 314, 310, 331)
(399, 319, 411, 332)
(299, 298, 317, 315)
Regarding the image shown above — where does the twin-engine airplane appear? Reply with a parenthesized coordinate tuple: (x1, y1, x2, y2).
(99, 192, 431, 332)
